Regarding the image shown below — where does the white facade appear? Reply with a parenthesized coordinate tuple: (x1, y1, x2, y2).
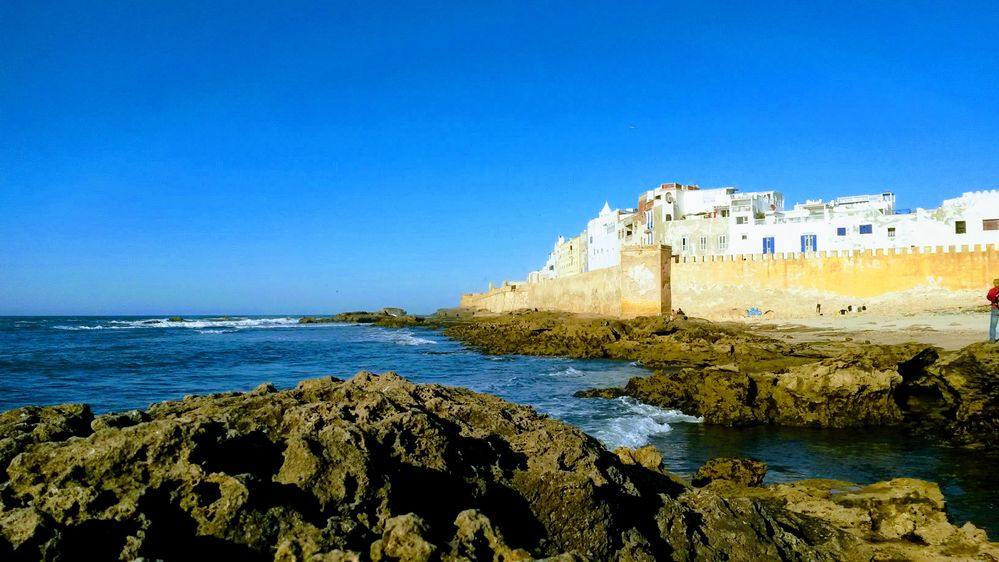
(727, 191, 998, 255)
(527, 186, 998, 282)
(586, 202, 623, 271)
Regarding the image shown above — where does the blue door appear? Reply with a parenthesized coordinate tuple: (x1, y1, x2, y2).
(762, 237, 775, 254)
(800, 234, 817, 252)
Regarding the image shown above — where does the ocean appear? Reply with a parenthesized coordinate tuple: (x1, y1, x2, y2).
(1, 315, 996, 536)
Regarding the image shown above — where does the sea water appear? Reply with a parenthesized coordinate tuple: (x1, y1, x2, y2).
(1, 316, 996, 535)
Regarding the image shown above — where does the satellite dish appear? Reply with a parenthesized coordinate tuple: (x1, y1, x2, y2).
(665, 193, 673, 203)
(769, 204, 776, 211)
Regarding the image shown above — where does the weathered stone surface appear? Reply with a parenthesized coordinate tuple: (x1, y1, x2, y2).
(692, 458, 768, 488)
(0, 373, 995, 561)
(896, 342, 999, 447)
(444, 312, 819, 371)
(602, 345, 914, 428)
(0, 404, 93, 483)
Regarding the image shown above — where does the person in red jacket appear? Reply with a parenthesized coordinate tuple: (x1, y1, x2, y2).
(989, 278, 999, 343)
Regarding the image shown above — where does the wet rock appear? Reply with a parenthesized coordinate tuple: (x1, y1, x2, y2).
(895, 342, 999, 447)
(642, 345, 910, 428)
(692, 458, 768, 488)
(0, 373, 995, 561)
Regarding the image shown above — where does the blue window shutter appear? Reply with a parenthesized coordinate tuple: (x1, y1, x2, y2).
(800, 235, 806, 252)
(813, 236, 817, 252)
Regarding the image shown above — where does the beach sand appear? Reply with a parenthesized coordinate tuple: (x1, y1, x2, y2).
(741, 309, 992, 350)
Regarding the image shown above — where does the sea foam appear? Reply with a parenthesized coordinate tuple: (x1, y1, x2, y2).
(589, 397, 702, 449)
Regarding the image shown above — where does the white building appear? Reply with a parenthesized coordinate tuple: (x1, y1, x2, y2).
(527, 185, 998, 282)
(728, 191, 998, 255)
(586, 202, 624, 271)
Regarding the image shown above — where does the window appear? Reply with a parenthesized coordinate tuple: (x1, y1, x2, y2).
(681, 237, 688, 252)
(888, 227, 896, 238)
(956, 220, 967, 234)
(720, 209, 729, 218)
(718, 235, 728, 250)
(741, 234, 748, 240)
(736, 216, 748, 225)
(664, 214, 672, 221)
(698, 236, 707, 251)
(859, 224, 872, 234)
(984, 219, 999, 231)
(836, 227, 846, 236)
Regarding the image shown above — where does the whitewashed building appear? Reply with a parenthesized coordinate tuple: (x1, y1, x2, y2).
(586, 202, 625, 271)
(527, 185, 998, 282)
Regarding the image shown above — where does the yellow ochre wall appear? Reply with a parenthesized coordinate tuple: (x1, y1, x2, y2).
(670, 244, 998, 317)
(460, 266, 622, 316)
(461, 244, 997, 319)
(460, 246, 671, 318)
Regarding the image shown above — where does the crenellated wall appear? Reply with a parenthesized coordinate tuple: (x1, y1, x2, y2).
(461, 244, 998, 320)
(670, 243, 998, 317)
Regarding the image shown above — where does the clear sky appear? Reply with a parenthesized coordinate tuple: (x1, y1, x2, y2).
(2, 1, 997, 315)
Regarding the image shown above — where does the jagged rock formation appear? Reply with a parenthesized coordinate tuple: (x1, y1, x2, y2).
(444, 312, 823, 371)
(1, 373, 995, 561)
(445, 312, 999, 443)
(579, 344, 919, 428)
(895, 342, 999, 447)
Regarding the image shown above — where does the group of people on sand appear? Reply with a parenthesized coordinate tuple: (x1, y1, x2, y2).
(989, 278, 999, 343)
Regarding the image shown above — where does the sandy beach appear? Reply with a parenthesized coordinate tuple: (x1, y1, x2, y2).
(743, 308, 991, 350)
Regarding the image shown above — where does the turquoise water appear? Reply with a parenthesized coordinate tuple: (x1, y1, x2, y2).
(1, 316, 996, 536)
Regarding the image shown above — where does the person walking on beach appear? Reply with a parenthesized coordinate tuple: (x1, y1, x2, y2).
(989, 278, 999, 343)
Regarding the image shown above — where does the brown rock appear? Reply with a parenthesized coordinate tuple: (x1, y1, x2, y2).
(0, 373, 995, 561)
(692, 458, 769, 488)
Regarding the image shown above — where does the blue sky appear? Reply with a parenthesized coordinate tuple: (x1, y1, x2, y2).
(2, 1, 997, 315)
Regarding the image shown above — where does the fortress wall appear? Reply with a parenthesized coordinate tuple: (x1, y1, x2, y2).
(459, 266, 622, 316)
(460, 246, 671, 318)
(461, 245, 997, 319)
(670, 244, 999, 317)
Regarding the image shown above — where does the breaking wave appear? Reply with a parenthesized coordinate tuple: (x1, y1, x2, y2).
(589, 397, 702, 449)
(547, 366, 585, 377)
(53, 317, 303, 331)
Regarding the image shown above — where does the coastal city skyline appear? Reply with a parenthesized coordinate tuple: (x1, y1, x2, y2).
(3, 2, 997, 314)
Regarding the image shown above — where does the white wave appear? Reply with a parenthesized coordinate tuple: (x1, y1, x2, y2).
(547, 366, 585, 377)
(56, 317, 304, 331)
(391, 332, 438, 346)
(589, 397, 702, 449)
(197, 329, 239, 334)
(355, 328, 438, 346)
(592, 416, 674, 449)
(616, 397, 703, 424)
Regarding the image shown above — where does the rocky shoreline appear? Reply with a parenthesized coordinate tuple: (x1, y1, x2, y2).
(2, 373, 996, 561)
(443, 312, 999, 448)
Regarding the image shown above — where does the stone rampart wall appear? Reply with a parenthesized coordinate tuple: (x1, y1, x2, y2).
(460, 267, 622, 316)
(461, 244, 996, 319)
(460, 246, 671, 318)
(671, 243, 998, 317)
